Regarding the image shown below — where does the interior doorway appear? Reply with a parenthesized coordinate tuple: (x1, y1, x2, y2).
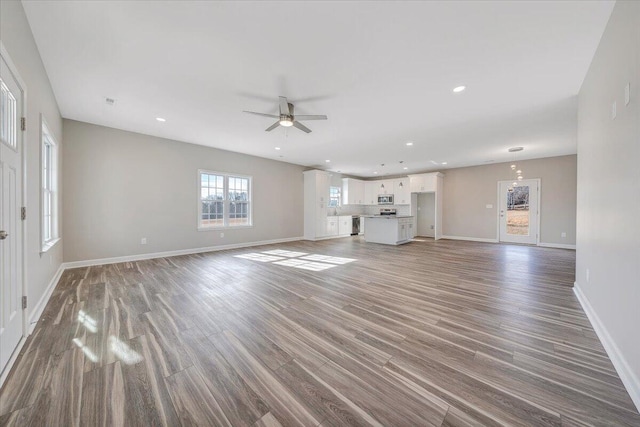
(498, 179, 539, 245)
(416, 192, 435, 237)
(1, 48, 25, 379)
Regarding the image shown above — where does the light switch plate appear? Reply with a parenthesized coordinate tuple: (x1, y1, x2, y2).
(486, 204, 493, 209)
(625, 83, 630, 106)
(612, 101, 617, 119)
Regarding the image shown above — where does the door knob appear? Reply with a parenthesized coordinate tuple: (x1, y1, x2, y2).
(0, 230, 8, 240)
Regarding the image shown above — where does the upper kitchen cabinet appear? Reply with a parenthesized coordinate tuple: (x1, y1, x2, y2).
(379, 180, 393, 195)
(364, 181, 378, 205)
(342, 178, 365, 205)
(409, 172, 443, 193)
(393, 177, 410, 204)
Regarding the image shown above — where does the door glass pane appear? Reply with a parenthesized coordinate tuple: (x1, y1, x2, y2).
(506, 185, 530, 236)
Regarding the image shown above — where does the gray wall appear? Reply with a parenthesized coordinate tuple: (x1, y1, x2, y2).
(576, 0, 640, 407)
(1, 0, 64, 322)
(442, 155, 577, 245)
(62, 120, 304, 262)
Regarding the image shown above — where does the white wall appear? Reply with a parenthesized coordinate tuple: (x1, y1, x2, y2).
(62, 120, 304, 262)
(575, 0, 640, 409)
(442, 155, 577, 245)
(1, 0, 64, 325)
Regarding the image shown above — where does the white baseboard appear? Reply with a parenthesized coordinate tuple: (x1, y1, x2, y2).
(573, 282, 640, 412)
(28, 264, 65, 333)
(63, 236, 304, 269)
(538, 242, 576, 250)
(441, 235, 499, 243)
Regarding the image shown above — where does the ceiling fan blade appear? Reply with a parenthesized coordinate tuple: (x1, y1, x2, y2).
(243, 111, 279, 118)
(265, 121, 280, 132)
(292, 121, 312, 133)
(279, 96, 290, 116)
(294, 115, 327, 121)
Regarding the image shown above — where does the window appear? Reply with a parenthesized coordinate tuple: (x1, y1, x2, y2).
(329, 186, 341, 207)
(198, 170, 251, 229)
(41, 119, 59, 251)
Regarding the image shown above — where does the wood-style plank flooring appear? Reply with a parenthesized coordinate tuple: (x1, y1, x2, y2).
(1, 238, 639, 426)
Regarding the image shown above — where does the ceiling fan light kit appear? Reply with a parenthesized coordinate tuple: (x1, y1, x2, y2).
(244, 96, 327, 133)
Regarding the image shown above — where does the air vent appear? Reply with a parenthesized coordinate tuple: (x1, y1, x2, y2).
(105, 97, 116, 106)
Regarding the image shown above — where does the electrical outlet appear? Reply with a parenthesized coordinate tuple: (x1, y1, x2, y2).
(561, 232, 566, 238)
(586, 269, 590, 283)
(140, 238, 147, 245)
(486, 204, 493, 209)
(220, 232, 224, 238)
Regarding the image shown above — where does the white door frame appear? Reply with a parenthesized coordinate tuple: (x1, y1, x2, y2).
(0, 42, 28, 386)
(496, 179, 541, 245)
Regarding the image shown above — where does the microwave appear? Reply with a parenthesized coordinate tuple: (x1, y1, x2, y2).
(377, 195, 394, 205)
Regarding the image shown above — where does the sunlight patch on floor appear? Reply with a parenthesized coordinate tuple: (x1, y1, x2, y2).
(234, 250, 357, 271)
(234, 253, 286, 262)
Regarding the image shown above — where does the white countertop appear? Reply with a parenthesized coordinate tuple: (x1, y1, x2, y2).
(364, 215, 414, 219)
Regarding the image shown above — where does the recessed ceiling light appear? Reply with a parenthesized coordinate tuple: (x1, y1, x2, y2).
(453, 86, 466, 93)
(406, 142, 413, 146)
(403, 167, 408, 170)
(156, 117, 166, 122)
(442, 162, 448, 165)
(325, 160, 331, 163)
(373, 171, 378, 174)
(275, 147, 281, 150)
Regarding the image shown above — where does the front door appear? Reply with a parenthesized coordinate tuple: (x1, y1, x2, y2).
(0, 52, 24, 375)
(499, 179, 539, 245)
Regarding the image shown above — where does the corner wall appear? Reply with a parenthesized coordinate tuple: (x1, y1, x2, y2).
(62, 120, 304, 262)
(442, 155, 577, 245)
(575, 0, 640, 409)
(0, 0, 64, 328)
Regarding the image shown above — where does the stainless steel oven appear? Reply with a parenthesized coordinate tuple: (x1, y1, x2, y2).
(377, 194, 394, 205)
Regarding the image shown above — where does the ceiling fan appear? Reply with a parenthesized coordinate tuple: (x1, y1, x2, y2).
(243, 96, 327, 133)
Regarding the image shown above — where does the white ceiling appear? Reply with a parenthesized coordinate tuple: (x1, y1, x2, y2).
(23, 1, 614, 177)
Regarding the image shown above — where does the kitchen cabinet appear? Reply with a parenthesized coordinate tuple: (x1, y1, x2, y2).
(409, 173, 438, 193)
(338, 215, 352, 236)
(393, 177, 410, 204)
(364, 181, 378, 205)
(304, 170, 331, 239)
(397, 217, 413, 242)
(363, 216, 413, 245)
(379, 180, 393, 195)
(325, 216, 338, 237)
(342, 178, 365, 205)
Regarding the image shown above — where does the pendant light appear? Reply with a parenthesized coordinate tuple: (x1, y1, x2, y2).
(508, 147, 524, 189)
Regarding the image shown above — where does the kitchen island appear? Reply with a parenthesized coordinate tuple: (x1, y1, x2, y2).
(363, 215, 414, 245)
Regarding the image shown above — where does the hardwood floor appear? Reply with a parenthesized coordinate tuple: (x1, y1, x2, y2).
(1, 238, 638, 426)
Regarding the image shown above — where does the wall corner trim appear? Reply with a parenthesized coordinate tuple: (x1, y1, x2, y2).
(573, 282, 640, 412)
(441, 235, 499, 243)
(538, 243, 576, 250)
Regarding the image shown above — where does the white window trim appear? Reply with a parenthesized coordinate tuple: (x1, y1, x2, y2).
(40, 115, 60, 253)
(197, 169, 253, 231)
